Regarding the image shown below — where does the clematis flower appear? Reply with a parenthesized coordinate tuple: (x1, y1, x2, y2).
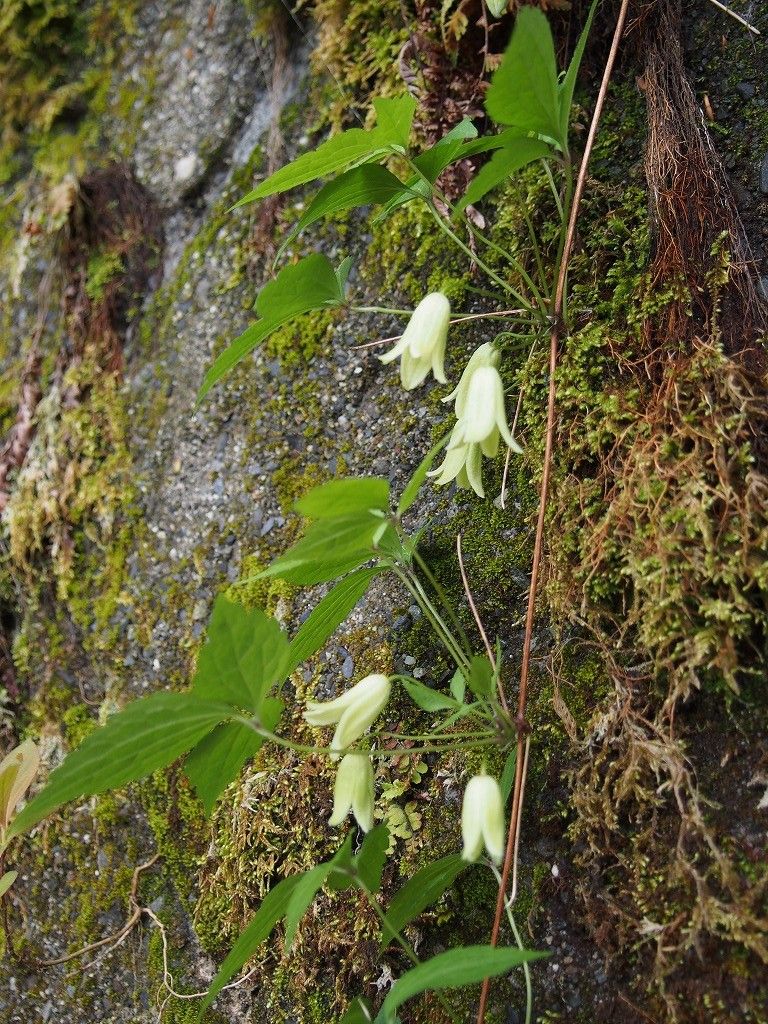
(304, 673, 391, 759)
(429, 343, 522, 498)
(461, 774, 505, 864)
(380, 292, 450, 390)
(329, 753, 375, 832)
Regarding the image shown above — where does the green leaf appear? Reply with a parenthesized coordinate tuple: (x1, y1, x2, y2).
(486, 0, 508, 17)
(10, 694, 231, 838)
(285, 837, 360, 943)
(355, 824, 389, 893)
(380, 854, 466, 949)
(256, 253, 342, 320)
(326, 832, 357, 892)
(233, 129, 392, 207)
(295, 477, 390, 519)
(456, 137, 551, 213)
(454, 128, 533, 159)
(192, 597, 290, 712)
(0, 871, 17, 898)
(271, 552, 377, 587)
(284, 862, 333, 950)
(279, 166, 406, 259)
(336, 255, 354, 292)
(500, 746, 517, 804)
(372, 94, 417, 149)
(197, 255, 344, 400)
(203, 873, 302, 1010)
(558, 0, 599, 149)
(286, 567, 384, 674)
(232, 94, 414, 208)
(467, 655, 494, 698)
(375, 946, 547, 1023)
(259, 513, 384, 584)
(413, 118, 478, 182)
(397, 435, 449, 516)
(372, 176, 432, 225)
(340, 998, 373, 1024)
(484, 6, 561, 144)
(449, 668, 466, 703)
(372, 120, 479, 225)
(401, 679, 457, 713)
(184, 698, 283, 813)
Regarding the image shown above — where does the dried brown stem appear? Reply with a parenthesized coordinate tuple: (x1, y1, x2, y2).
(475, 2, 632, 1020)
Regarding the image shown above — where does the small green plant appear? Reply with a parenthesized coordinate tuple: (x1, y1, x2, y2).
(4, 6, 601, 1021)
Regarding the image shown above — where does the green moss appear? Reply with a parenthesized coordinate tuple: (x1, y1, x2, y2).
(364, 202, 470, 307)
(146, 926, 227, 1024)
(140, 767, 209, 913)
(84, 248, 124, 302)
(309, 0, 411, 129)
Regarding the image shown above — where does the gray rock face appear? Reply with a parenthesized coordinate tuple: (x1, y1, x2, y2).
(122, 0, 268, 205)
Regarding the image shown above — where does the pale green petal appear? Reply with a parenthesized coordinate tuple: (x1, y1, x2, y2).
(462, 775, 505, 863)
(428, 443, 468, 487)
(460, 367, 500, 444)
(461, 780, 485, 862)
(351, 757, 375, 832)
(480, 426, 500, 459)
(305, 674, 389, 729)
(446, 343, 499, 416)
(330, 753, 374, 829)
(400, 349, 430, 390)
(329, 675, 391, 758)
(379, 332, 410, 365)
(465, 443, 485, 497)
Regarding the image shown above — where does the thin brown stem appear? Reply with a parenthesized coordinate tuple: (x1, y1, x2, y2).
(456, 534, 509, 717)
(476, 3, 632, 1020)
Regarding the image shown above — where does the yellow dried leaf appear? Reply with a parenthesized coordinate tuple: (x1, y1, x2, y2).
(0, 740, 40, 832)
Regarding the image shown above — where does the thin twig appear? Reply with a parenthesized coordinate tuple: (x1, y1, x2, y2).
(705, 0, 760, 35)
(351, 309, 530, 350)
(456, 534, 510, 716)
(476, 3, 632, 1021)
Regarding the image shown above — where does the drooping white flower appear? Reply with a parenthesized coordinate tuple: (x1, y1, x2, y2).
(329, 753, 375, 832)
(429, 343, 522, 498)
(460, 774, 505, 864)
(380, 292, 450, 390)
(304, 673, 391, 759)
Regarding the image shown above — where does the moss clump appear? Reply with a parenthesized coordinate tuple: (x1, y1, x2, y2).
(363, 201, 470, 307)
(139, 767, 209, 913)
(84, 247, 124, 302)
(0, 0, 139, 182)
(309, 0, 411, 129)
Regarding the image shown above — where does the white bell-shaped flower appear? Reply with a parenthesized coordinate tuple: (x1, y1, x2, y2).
(430, 343, 522, 498)
(329, 753, 375, 832)
(380, 292, 450, 390)
(461, 774, 505, 864)
(442, 342, 499, 415)
(304, 673, 391, 759)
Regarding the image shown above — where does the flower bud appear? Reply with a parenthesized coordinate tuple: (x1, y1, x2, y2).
(329, 753, 375, 832)
(380, 292, 450, 390)
(304, 673, 391, 759)
(461, 774, 505, 864)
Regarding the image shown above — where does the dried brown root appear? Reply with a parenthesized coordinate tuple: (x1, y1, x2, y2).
(60, 162, 163, 370)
